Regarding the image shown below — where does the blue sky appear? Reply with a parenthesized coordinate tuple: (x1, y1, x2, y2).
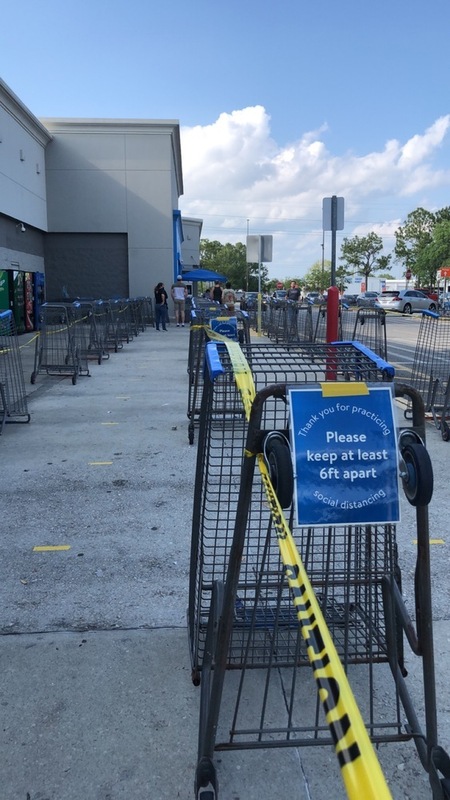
(2, 0, 450, 280)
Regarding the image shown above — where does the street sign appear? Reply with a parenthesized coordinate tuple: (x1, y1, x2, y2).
(322, 196, 345, 231)
(246, 235, 273, 263)
(289, 383, 400, 527)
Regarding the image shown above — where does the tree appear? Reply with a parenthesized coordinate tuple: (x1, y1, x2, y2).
(199, 238, 267, 291)
(340, 232, 391, 284)
(394, 207, 436, 283)
(415, 220, 450, 286)
(302, 260, 332, 291)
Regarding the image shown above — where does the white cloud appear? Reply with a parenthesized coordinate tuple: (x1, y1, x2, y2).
(180, 107, 450, 279)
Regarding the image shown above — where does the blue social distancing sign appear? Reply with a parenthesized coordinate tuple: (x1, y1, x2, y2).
(288, 383, 400, 527)
(210, 316, 238, 340)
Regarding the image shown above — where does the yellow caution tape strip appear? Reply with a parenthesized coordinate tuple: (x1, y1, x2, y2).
(206, 329, 392, 800)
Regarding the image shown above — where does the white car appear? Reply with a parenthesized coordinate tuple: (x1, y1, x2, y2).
(376, 290, 437, 314)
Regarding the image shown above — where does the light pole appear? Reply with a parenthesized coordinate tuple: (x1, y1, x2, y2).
(246, 219, 250, 291)
(321, 230, 325, 291)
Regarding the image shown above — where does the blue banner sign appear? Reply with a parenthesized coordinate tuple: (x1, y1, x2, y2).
(210, 316, 238, 340)
(288, 384, 400, 527)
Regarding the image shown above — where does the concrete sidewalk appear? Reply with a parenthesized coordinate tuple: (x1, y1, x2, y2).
(1, 325, 450, 799)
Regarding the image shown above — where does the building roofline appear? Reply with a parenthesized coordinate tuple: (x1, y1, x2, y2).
(0, 78, 52, 145)
(41, 117, 184, 197)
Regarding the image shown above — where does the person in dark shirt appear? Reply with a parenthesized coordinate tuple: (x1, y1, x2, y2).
(154, 281, 168, 331)
(210, 281, 223, 303)
(287, 280, 301, 302)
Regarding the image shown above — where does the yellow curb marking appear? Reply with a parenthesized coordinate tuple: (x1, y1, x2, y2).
(88, 461, 113, 466)
(413, 538, 445, 545)
(33, 545, 71, 552)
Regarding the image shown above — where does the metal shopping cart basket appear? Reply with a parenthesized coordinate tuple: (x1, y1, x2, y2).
(266, 298, 314, 343)
(0, 309, 30, 434)
(31, 303, 82, 385)
(188, 339, 450, 800)
(187, 307, 250, 444)
(402, 311, 450, 440)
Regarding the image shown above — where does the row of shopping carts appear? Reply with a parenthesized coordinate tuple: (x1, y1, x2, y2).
(186, 309, 450, 797)
(0, 310, 30, 435)
(31, 297, 153, 386)
(186, 298, 388, 445)
(402, 310, 450, 440)
(246, 296, 388, 356)
(187, 299, 251, 444)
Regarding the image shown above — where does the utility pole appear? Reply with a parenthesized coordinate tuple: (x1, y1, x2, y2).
(246, 219, 250, 291)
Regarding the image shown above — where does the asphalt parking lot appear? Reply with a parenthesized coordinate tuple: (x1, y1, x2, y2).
(1, 321, 450, 800)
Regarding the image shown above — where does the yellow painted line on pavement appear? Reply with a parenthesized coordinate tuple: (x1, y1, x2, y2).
(413, 538, 445, 545)
(101, 422, 119, 426)
(33, 545, 71, 552)
(88, 461, 113, 466)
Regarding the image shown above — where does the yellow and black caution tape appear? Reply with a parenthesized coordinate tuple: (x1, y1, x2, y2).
(206, 328, 393, 800)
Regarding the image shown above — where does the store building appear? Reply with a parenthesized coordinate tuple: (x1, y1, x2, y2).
(0, 78, 198, 330)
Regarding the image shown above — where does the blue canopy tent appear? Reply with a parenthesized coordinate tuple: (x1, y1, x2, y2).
(181, 269, 227, 282)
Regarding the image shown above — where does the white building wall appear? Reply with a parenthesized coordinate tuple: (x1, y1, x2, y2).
(0, 79, 51, 231)
(181, 217, 203, 269)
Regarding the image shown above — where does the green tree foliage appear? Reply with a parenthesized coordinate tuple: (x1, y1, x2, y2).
(394, 208, 436, 280)
(302, 260, 332, 291)
(415, 220, 450, 286)
(394, 206, 450, 286)
(199, 238, 268, 290)
(340, 233, 391, 284)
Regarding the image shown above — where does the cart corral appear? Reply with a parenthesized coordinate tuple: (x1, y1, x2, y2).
(189, 337, 450, 800)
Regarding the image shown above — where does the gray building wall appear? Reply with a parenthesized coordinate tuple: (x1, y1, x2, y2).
(0, 79, 51, 276)
(42, 119, 183, 298)
(44, 233, 128, 300)
(0, 78, 197, 311)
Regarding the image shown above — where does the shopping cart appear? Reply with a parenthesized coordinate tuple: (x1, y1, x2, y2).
(266, 299, 314, 343)
(0, 309, 30, 433)
(31, 303, 81, 385)
(402, 311, 450, 440)
(188, 339, 450, 799)
(403, 311, 450, 441)
(187, 307, 250, 444)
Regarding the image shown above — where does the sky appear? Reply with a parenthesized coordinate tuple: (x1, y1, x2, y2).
(2, 0, 450, 281)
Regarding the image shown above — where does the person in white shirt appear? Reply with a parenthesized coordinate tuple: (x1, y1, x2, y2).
(171, 275, 188, 326)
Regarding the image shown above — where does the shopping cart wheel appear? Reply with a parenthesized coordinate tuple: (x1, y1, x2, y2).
(263, 432, 293, 509)
(30, 372, 36, 385)
(400, 442, 433, 506)
(441, 420, 450, 441)
(72, 373, 78, 386)
(195, 757, 217, 799)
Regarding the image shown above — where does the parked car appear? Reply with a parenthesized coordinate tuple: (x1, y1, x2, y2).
(242, 291, 259, 310)
(342, 293, 358, 306)
(356, 291, 380, 307)
(272, 289, 288, 300)
(305, 291, 322, 304)
(376, 289, 437, 314)
(416, 287, 438, 301)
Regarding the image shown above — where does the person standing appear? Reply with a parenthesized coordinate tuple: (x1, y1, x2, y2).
(154, 281, 168, 331)
(222, 281, 236, 315)
(287, 280, 301, 302)
(171, 275, 188, 326)
(210, 281, 223, 303)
